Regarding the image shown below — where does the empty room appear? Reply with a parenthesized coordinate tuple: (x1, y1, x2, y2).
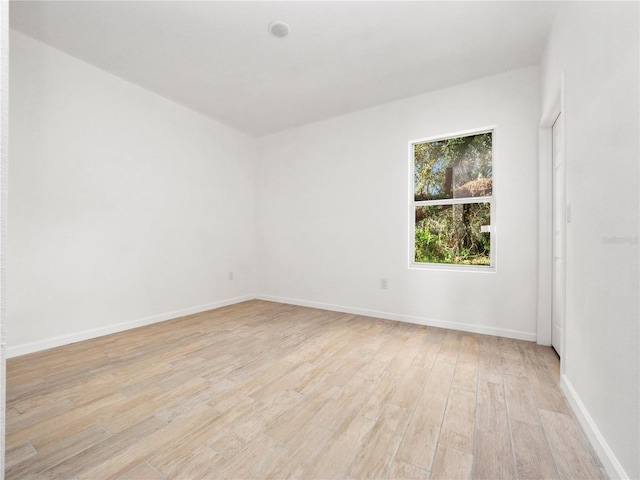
(0, 1, 638, 479)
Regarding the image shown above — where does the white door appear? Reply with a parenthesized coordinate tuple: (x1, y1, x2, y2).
(551, 113, 564, 357)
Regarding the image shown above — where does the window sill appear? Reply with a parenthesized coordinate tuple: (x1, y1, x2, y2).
(409, 262, 496, 273)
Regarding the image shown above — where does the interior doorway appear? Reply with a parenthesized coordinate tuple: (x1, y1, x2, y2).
(551, 112, 564, 357)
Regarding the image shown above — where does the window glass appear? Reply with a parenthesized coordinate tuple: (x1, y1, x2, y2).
(414, 132, 492, 201)
(412, 130, 493, 268)
(414, 203, 491, 265)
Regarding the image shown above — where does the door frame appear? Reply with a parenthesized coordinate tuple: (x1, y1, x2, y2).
(537, 74, 566, 370)
(0, 0, 8, 471)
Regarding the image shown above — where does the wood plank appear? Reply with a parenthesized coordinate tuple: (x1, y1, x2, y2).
(395, 393, 446, 470)
(422, 360, 455, 399)
(148, 408, 235, 476)
(30, 390, 158, 450)
(304, 413, 375, 479)
(6, 425, 112, 479)
(209, 389, 302, 458)
(451, 359, 478, 392)
(120, 463, 165, 480)
(478, 350, 503, 384)
(266, 384, 339, 443)
(539, 409, 605, 479)
(430, 445, 473, 480)
(152, 401, 259, 472)
(510, 420, 560, 480)
(5, 398, 75, 434)
(327, 352, 374, 387)
(155, 379, 233, 424)
(263, 421, 333, 479)
(359, 370, 402, 421)
(435, 334, 461, 364)
(474, 428, 516, 479)
(41, 416, 165, 479)
(526, 366, 570, 415)
(212, 434, 286, 480)
(387, 460, 429, 480)
(410, 342, 440, 369)
(165, 446, 227, 480)
(79, 404, 221, 480)
(388, 365, 430, 410)
(501, 351, 526, 377)
(4, 441, 37, 471)
(102, 377, 210, 433)
(312, 374, 375, 431)
(357, 352, 394, 380)
(476, 380, 509, 433)
(6, 392, 122, 449)
(384, 346, 420, 375)
(438, 387, 476, 453)
(249, 361, 315, 402)
(504, 374, 540, 425)
(458, 335, 479, 364)
(348, 403, 410, 479)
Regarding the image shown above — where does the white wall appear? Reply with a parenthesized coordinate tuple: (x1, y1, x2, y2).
(8, 31, 257, 355)
(257, 66, 540, 340)
(541, 3, 639, 479)
(1, 0, 9, 474)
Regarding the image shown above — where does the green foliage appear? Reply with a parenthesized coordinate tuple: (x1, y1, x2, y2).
(413, 131, 493, 266)
(414, 132, 492, 201)
(414, 203, 491, 265)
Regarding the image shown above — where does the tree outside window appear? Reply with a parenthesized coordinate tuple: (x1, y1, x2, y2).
(412, 130, 493, 267)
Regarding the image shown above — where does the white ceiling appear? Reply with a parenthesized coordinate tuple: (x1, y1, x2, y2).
(10, 1, 558, 137)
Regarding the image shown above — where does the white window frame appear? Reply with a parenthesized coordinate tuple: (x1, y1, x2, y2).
(409, 127, 496, 272)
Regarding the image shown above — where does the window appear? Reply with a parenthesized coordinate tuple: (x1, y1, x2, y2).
(411, 129, 494, 268)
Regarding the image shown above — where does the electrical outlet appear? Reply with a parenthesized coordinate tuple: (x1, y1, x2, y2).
(228, 272, 234, 281)
(380, 278, 388, 289)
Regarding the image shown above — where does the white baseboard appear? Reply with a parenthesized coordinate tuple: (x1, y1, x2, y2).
(560, 375, 629, 480)
(7, 293, 538, 357)
(6, 295, 254, 358)
(256, 294, 537, 342)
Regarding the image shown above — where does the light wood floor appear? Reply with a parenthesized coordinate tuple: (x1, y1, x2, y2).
(5, 300, 605, 480)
